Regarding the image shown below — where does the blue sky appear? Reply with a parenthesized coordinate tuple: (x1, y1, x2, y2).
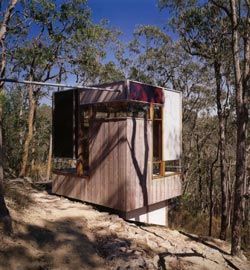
(87, 0, 171, 42)
(11, 0, 173, 101)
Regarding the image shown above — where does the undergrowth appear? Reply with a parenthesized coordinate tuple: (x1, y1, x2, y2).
(169, 197, 250, 259)
(4, 179, 34, 211)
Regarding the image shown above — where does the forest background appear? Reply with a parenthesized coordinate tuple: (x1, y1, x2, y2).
(0, 0, 249, 257)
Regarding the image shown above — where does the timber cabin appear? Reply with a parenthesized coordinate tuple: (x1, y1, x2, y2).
(52, 80, 182, 225)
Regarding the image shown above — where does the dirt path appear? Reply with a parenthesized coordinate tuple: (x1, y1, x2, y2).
(0, 181, 249, 270)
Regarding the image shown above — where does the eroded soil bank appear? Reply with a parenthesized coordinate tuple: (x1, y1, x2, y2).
(0, 180, 249, 270)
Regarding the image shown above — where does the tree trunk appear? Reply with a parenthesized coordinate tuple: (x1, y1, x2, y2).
(19, 84, 37, 177)
(227, 159, 234, 229)
(214, 61, 229, 240)
(0, 0, 18, 42)
(0, 105, 12, 233)
(46, 134, 52, 181)
(209, 142, 219, 236)
(31, 122, 36, 173)
(232, 100, 248, 256)
(196, 134, 203, 210)
(0, 0, 18, 233)
(230, 0, 249, 256)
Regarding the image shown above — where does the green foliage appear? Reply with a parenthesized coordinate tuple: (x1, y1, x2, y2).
(2, 0, 124, 179)
(2, 87, 26, 175)
(4, 180, 34, 210)
(2, 86, 52, 177)
(33, 104, 51, 163)
(0, 91, 7, 106)
(1, 0, 248, 255)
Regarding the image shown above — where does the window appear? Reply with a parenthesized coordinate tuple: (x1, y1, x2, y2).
(81, 109, 90, 171)
(76, 101, 150, 175)
(81, 101, 149, 119)
(165, 159, 181, 176)
(53, 158, 76, 171)
(75, 107, 90, 175)
(151, 104, 181, 178)
(152, 105, 164, 178)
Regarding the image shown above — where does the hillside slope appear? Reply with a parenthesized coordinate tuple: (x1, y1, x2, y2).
(0, 180, 249, 270)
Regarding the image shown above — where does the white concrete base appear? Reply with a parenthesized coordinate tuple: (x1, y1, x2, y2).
(129, 206, 168, 226)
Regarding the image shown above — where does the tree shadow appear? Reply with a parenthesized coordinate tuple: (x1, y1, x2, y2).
(32, 181, 52, 193)
(128, 116, 149, 207)
(0, 245, 53, 270)
(1, 217, 104, 269)
(88, 119, 127, 176)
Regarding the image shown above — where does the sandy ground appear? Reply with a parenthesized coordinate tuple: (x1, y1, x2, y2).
(0, 180, 249, 270)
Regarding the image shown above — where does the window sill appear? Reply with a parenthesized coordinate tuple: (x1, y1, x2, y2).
(53, 169, 90, 179)
(152, 172, 182, 179)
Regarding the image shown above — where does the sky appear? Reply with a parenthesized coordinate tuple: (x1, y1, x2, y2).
(63, 0, 172, 84)
(10, 0, 173, 104)
(87, 0, 171, 42)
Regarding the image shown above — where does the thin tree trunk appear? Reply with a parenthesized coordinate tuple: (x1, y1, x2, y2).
(19, 83, 37, 177)
(18, 89, 25, 146)
(0, 0, 18, 232)
(230, 0, 249, 256)
(0, 52, 10, 228)
(0, 105, 12, 233)
(0, 104, 12, 233)
(209, 142, 219, 236)
(0, 0, 18, 42)
(31, 124, 36, 172)
(196, 134, 203, 209)
(227, 159, 233, 229)
(46, 134, 52, 181)
(214, 61, 229, 240)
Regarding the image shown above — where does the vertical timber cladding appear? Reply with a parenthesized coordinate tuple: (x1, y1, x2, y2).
(53, 89, 78, 158)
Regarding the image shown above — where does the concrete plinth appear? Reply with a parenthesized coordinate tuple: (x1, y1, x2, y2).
(129, 205, 168, 226)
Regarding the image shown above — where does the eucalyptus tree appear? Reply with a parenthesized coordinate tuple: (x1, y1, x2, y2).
(158, 0, 234, 241)
(227, 0, 249, 256)
(8, 0, 122, 177)
(124, 25, 218, 215)
(0, 0, 19, 233)
(10, 0, 89, 177)
(159, 0, 249, 255)
(68, 19, 124, 85)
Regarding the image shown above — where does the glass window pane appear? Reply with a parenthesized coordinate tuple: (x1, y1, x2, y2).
(154, 105, 162, 119)
(153, 120, 162, 161)
(165, 160, 181, 173)
(153, 162, 161, 177)
(83, 101, 150, 119)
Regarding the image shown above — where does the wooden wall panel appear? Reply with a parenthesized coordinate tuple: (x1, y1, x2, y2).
(52, 174, 88, 201)
(148, 175, 182, 205)
(126, 118, 182, 211)
(103, 121, 109, 206)
(90, 121, 101, 203)
(88, 119, 127, 211)
(108, 121, 116, 207)
(79, 81, 127, 105)
(53, 117, 182, 213)
(118, 120, 127, 210)
(137, 120, 143, 208)
(126, 120, 133, 210)
(126, 118, 151, 211)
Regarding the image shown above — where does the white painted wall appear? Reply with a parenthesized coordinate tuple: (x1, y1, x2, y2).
(162, 90, 182, 161)
(129, 206, 168, 226)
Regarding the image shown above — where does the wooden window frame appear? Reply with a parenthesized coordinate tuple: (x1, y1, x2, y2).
(151, 104, 165, 179)
(151, 103, 182, 179)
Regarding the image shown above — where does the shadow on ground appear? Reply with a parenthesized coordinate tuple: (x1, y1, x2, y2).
(0, 217, 105, 270)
